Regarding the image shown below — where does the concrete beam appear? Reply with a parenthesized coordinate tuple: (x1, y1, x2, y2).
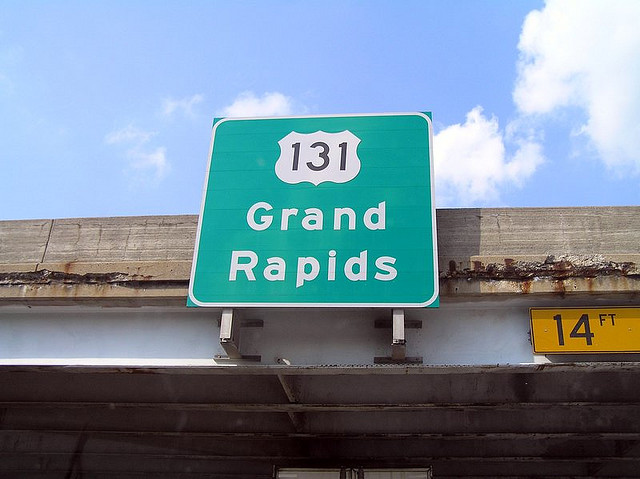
(0, 219, 52, 265)
(0, 208, 638, 303)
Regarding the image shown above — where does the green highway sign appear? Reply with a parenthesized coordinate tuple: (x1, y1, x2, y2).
(188, 112, 438, 307)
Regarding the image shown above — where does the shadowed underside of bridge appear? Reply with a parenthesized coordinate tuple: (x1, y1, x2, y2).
(2, 364, 640, 479)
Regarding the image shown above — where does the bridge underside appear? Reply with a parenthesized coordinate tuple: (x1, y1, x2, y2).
(2, 362, 640, 479)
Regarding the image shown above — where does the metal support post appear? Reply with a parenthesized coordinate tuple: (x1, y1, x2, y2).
(217, 309, 262, 362)
(374, 309, 423, 364)
(391, 309, 406, 361)
(219, 309, 241, 359)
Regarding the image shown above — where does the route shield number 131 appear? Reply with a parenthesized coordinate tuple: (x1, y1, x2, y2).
(275, 130, 361, 186)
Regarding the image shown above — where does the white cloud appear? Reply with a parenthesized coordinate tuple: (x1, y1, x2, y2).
(219, 91, 294, 117)
(514, 0, 640, 173)
(105, 125, 156, 145)
(433, 107, 544, 206)
(105, 125, 169, 184)
(162, 94, 203, 118)
(128, 147, 169, 182)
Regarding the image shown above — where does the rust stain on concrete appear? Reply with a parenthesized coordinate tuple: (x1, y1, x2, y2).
(442, 255, 637, 282)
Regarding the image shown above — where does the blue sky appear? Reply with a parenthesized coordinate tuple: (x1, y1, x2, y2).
(1, 0, 639, 220)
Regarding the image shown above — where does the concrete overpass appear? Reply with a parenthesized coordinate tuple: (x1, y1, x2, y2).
(1, 207, 639, 478)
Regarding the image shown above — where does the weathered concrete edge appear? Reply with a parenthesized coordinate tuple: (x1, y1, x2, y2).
(2, 255, 638, 280)
(445, 254, 639, 280)
(1, 260, 639, 304)
(37, 260, 193, 279)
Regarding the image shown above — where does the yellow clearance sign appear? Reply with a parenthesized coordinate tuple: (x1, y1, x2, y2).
(530, 307, 640, 354)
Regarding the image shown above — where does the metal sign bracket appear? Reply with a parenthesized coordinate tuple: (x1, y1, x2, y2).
(216, 309, 262, 362)
(374, 309, 423, 364)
